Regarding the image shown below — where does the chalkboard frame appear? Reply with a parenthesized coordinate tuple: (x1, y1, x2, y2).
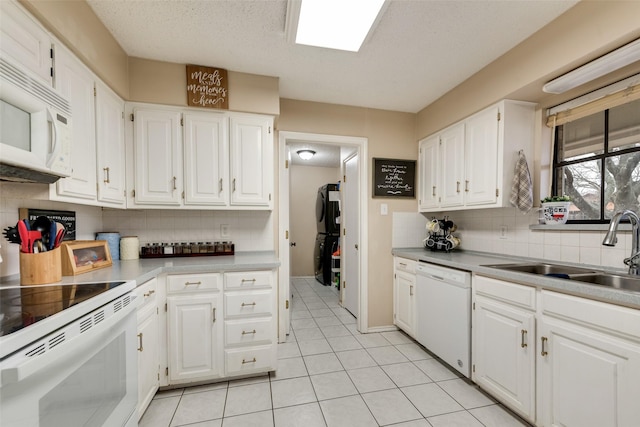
(372, 158, 416, 198)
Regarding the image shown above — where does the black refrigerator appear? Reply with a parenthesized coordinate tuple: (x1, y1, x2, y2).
(314, 184, 340, 285)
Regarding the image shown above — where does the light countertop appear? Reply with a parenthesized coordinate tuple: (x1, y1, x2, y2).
(392, 248, 640, 309)
(1, 251, 280, 289)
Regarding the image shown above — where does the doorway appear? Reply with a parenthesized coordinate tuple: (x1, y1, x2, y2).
(278, 131, 369, 342)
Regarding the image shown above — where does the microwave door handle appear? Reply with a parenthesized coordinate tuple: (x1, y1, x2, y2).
(46, 108, 59, 167)
(0, 301, 136, 387)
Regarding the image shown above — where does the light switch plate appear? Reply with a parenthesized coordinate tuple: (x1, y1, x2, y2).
(381, 203, 388, 215)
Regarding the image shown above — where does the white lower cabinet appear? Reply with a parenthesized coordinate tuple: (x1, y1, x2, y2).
(472, 276, 640, 427)
(393, 257, 417, 338)
(537, 291, 640, 427)
(161, 269, 276, 387)
(167, 273, 223, 384)
(472, 275, 536, 423)
(136, 278, 159, 420)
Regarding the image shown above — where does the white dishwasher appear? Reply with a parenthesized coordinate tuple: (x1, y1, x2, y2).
(415, 261, 471, 378)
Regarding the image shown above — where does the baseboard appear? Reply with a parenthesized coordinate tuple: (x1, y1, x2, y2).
(364, 325, 399, 333)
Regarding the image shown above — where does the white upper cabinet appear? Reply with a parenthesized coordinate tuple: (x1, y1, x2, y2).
(132, 107, 183, 206)
(95, 81, 126, 206)
(183, 112, 229, 206)
(464, 105, 500, 206)
(440, 123, 465, 208)
(418, 135, 440, 210)
(51, 44, 97, 201)
(229, 114, 274, 208)
(418, 99, 535, 212)
(0, 0, 52, 85)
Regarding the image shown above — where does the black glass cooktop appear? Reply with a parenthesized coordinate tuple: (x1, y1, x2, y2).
(0, 281, 126, 337)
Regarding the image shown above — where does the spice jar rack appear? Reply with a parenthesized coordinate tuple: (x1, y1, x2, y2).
(140, 241, 235, 258)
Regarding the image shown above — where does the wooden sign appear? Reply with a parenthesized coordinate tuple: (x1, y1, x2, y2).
(186, 65, 229, 109)
(373, 158, 416, 198)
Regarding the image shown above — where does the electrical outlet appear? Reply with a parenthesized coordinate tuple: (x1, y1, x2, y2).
(221, 224, 230, 238)
(499, 225, 508, 239)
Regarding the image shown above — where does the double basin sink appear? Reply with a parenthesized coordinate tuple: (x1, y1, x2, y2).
(482, 262, 640, 293)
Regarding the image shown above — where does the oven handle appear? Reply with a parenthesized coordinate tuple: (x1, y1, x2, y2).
(0, 300, 137, 387)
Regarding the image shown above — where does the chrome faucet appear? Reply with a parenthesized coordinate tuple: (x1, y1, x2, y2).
(603, 210, 640, 275)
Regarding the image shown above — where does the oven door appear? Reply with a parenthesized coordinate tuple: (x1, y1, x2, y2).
(0, 300, 138, 427)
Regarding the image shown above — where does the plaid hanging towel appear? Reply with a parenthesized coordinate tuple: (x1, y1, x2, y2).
(509, 150, 533, 213)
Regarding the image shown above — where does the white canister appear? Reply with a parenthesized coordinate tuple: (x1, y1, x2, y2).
(120, 236, 140, 260)
(96, 232, 120, 260)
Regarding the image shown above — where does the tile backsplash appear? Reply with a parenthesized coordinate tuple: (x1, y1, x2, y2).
(393, 207, 632, 270)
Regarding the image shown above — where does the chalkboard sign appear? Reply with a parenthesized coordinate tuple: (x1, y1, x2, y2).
(19, 208, 76, 240)
(373, 158, 416, 198)
(186, 65, 229, 109)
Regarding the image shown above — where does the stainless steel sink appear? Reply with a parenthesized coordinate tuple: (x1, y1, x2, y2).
(570, 274, 640, 292)
(482, 263, 598, 277)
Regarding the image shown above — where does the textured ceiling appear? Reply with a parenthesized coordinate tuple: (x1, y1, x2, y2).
(87, 0, 578, 114)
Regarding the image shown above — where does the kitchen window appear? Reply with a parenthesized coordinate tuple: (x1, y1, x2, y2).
(551, 97, 640, 223)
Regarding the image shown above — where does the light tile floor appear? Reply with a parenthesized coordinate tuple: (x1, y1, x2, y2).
(140, 277, 532, 427)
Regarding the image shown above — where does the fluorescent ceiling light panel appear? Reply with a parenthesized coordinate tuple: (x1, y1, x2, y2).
(543, 38, 640, 94)
(295, 0, 385, 52)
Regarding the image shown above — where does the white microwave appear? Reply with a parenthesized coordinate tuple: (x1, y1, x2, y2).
(0, 57, 72, 183)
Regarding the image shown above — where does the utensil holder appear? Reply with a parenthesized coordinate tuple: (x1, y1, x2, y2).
(19, 247, 62, 285)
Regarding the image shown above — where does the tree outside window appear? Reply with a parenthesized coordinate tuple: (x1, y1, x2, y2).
(553, 98, 640, 222)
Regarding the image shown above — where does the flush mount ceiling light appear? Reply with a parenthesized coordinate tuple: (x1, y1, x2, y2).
(288, 0, 386, 52)
(543, 38, 640, 94)
(297, 149, 316, 160)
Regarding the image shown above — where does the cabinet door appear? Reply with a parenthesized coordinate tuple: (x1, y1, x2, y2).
(183, 113, 229, 206)
(465, 106, 499, 206)
(137, 303, 159, 420)
(394, 270, 415, 337)
(95, 82, 126, 206)
(51, 45, 97, 201)
(473, 295, 535, 422)
(167, 294, 222, 383)
(418, 135, 440, 211)
(440, 123, 465, 208)
(229, 115, 273, 208)
(538, 317, 640, 427)
(0, 0, 52, 85)
(133, 108, 182, 205)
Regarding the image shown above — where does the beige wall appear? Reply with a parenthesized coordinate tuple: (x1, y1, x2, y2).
(290, 165, 340, 276)
(129, 57, 280, 115)
(279, 99, 417, 328)
(417, 0, 640, 138)
(21, 0, 129, 98)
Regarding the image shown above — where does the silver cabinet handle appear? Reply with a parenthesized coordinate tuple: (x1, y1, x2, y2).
(219, 178, 223, 192)
(409, 285, 414, 296)
(241, 278, 256, 283)
(241, 302, 257, 307)
(233, 178, 236, 192)
(242, 330, 257, 335)
(432, 186, 436, 197)
(143, 290, 155, 297)
(103, 167, 110, 183)
(456, 181, 460, 193)
(541, 337, 548, 356)
(173, 176, 177, 190)
(465, 180, 469, 192)
(521, 330, 527, 348)
(213, 307, 216, 323)
(185, 281, 202, 286)
(137, 333, 143, 352)
(242, 357, 257, 364)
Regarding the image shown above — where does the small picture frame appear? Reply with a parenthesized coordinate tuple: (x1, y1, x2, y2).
(372, 158, 416, 198)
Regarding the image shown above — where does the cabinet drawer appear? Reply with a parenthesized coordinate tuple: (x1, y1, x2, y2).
(474, 275, 536, 310)
(395, 257, 417, 274)
(168, 273, 221, 293)
(225, 270, 273, 289)
(225, 318, 274, 346)
(225, 345, 275, 376)
(225, 291, 272, 317)
(136, 278, 158, 310)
